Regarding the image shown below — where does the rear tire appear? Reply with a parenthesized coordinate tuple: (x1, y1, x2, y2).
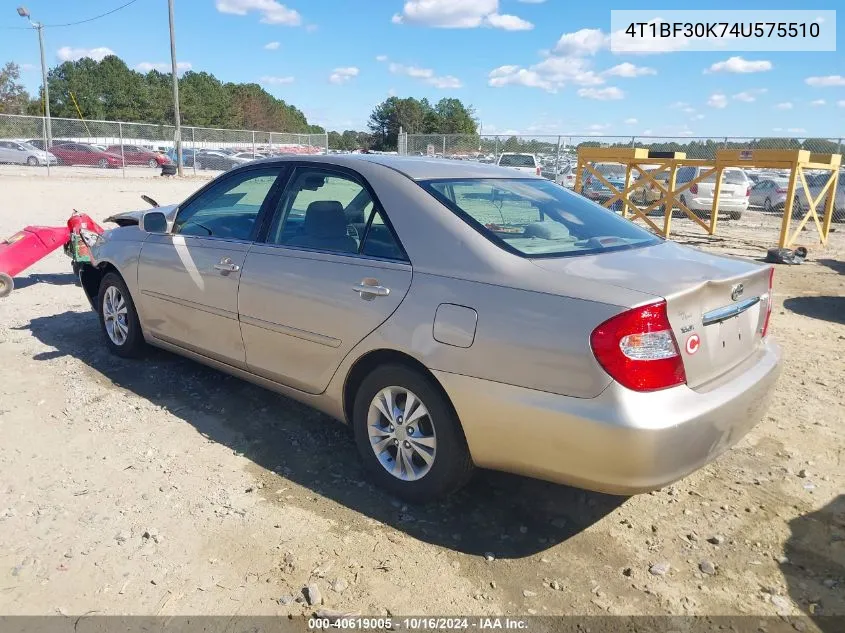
(729, 211, 743, 220)
(98, 158, 108, 169)
(148, 158, 158, 168)
(97, 272, 145, 358)
(0, 272, 13, 298)
(26, 156, 38, 166)
(352, 364, 474, 503)
(764, 197, 772, 212)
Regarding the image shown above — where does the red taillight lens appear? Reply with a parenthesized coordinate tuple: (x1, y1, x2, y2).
(761, 268, 774, 338)
(590, 301, 687, 392)
(585, 177, 592, 186)
(776, 187, 787, 194)
(690, 183, 698, 195)
(746, 186, 751, 197)
(536, 167, 541, 176)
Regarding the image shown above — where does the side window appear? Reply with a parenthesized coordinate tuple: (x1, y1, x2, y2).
(676, 167, 694, 182)
(361, 208, 405, 261)
(173, 166, 281, 241)
(267, 168, 369, 254)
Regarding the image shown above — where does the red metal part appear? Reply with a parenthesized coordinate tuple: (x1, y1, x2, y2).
(0, 210, 106, 296)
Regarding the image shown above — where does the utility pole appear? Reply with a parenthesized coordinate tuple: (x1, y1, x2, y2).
(17, 7, 51, 147)
(168, 0, 183, 176)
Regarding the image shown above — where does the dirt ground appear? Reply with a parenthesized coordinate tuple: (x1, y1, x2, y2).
(1, 173, 843, 618)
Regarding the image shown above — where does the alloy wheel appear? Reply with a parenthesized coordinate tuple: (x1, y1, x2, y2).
(103, 285, 129, 346)
(367, 386, 436, 481)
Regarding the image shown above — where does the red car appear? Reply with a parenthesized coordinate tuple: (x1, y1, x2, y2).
(50, 143, 123, 168)
(106, 145, 171, 167)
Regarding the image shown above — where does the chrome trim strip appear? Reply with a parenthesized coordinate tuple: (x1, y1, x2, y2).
(239, 314, 342, 348)
(702, 296, 761, 326)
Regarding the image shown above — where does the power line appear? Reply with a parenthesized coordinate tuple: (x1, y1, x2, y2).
(0, 0, 140, 29)
(42, 0, 141, 28)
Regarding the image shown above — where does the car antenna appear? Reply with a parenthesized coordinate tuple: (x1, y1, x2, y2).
(141, 195, 160, 208)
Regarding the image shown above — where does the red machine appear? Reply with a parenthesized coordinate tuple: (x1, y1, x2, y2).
(0, 211, 104, 298)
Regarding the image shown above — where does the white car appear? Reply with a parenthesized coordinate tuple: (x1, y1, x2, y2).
(497, 152, 541, 176)
(0, 140, 58, 166)
(674, 166, 750, 220)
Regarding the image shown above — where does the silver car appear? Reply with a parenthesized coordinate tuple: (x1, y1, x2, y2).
(0, 140, 57, 166)
(749, 177, 795, 214)
(78, 155, 781, 501)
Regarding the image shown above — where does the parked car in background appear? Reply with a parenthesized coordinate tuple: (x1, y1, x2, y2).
(49, 142, 123, 168)
(748, 177, 801, 216)
(632, 168, 670, 205)
(580, 163, 627, 204)
(556, 164, 577, 189)
(0, 140, 57, 166)
(81, 154, 780, 501)
(165, 147, 197, 167)
(674, 166, 750, 220)
(497, 152, 541, 175)
(106, 145, 171, 167)
(800, 172, 845, 217)
(193, 150, 250, 171)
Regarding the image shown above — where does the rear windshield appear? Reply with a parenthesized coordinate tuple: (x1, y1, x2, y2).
(724, 169, 748, 185)
(498, 154, 536, 167)
(421, 178, 661, 258)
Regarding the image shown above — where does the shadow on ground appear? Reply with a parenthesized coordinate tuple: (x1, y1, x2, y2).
(20, 310, 625, 559)
(781, 495, 845, 625)
(783, 296, 845, 326)
(817, 259, 845, 275)
(12, 272, 78, 290)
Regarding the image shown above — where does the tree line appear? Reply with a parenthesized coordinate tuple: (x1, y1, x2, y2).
(1, 59, 480, 150)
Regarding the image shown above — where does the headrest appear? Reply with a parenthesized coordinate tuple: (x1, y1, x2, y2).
(304, 201, 346, 238)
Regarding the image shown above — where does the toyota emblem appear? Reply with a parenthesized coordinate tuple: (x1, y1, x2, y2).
(731, 283, 744, 301)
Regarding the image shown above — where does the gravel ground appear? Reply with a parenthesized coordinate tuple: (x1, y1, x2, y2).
(1, 174, 843, 617)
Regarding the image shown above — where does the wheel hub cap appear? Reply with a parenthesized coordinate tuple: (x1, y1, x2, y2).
(367, 386, 436, 481)
(103, 285, 129, 346)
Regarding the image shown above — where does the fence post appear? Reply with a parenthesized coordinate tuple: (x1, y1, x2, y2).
(324, 132, 329, 156)
(555, 136, 562, 182)
(252, 130, 256, 158)
(838, 138, 842, 156)
(723, 137, 729, 149)
(442, 135, 446, 157)
(119, 121, 125, 178)
(631, 136, 636, 148)
(191, 127, 196, 176)
(39, 115, 49, 177)
(495, 136, 499, 159)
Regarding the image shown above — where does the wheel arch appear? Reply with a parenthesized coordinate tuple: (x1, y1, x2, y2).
(79, 261, 123, 311)
(342, 349, 458, 429)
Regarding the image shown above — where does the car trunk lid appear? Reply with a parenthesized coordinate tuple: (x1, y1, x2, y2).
(531, 241, 772, 389)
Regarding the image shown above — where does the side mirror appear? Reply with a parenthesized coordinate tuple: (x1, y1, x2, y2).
(142, 211, 168, 233)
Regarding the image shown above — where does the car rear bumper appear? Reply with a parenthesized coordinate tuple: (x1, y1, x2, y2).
(434, 339, 781, 494)
(685, 196, 749, 212)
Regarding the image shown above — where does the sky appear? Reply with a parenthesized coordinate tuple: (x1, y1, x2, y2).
(1, 0, 844, 139)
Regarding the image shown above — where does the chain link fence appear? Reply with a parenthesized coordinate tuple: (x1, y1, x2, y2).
(0, 113, 328, 177)
(402, 132, 845, 247)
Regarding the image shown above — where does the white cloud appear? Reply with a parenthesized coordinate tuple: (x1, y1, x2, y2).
(706, 56, 772, 73)
(775, 102, 793, 110)
(56, 46, 115, 62)
(388, 62, 462, 88)
(260, 75, 295, 85)
(732, 88, 767, 103)
(810, 99, 826, 106)
(681, 107, 696, 114)
(135, 61, 192, 73)
(588, 123, 610, 131)
(215, 0, 302, 25)
(707, 93, 728, 108)
(484, 13, 533, 30)
(329, 66, 359, 84)
(788, 128, 806, 134)
(609, 21, 690, 54)
(392, 0, 532, 30)
(577, 86, 624, 100)
(553, 28, 608, 56)
(691, 114, 705, 120)
(264, 41, 280, 50)
(488, 55, 603, 93)
(805, 75, 845, 87)
(669, 101, 689, 109)
(624, 117, 638, 124)
(642, 129, 653, 135)
(603, 62, 656, 78)
(838, 100, 845, 108)
(375, 55, 388, 62)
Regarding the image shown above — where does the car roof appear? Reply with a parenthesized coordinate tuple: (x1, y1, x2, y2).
(247, 154, 542, 181)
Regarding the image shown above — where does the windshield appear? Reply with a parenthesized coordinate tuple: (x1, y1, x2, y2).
(19, 142, 39, 151)
(498, 154, 536, 167)
(421, 178, 661, 258)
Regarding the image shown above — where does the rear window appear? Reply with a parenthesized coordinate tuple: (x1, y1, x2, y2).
(498, 154, 536, 168)
(724, 170, 748, 185)
(421, 178, 660, 258)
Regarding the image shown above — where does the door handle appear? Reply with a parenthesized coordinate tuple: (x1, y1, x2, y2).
(213, 258, 240, 273)
(352, 281, 390, 298)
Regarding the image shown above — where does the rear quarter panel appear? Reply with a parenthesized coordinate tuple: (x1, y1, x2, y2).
(89, 227, 147, 311)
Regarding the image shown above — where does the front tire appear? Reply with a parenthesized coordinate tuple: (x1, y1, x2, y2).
(729, 211, 743, 220)
(764, 197, 772, 212)
(27, 156, 38, 166)
(97, 273, 145, 358)
(352, 364, 473, 502)
(148, 158, 158, 168)
(97, 158, 109, 169)
(0, 272, 13, 298)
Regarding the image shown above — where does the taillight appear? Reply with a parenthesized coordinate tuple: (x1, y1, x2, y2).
(761, 268, 774, 338)
(746, 186, 751, 197)
(776, 187, 787, 194)
(590, 301, 687, 392)
(690, 183, 698, 195)
(585, 177, 592, 187)
(536, 167, 541, 176)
